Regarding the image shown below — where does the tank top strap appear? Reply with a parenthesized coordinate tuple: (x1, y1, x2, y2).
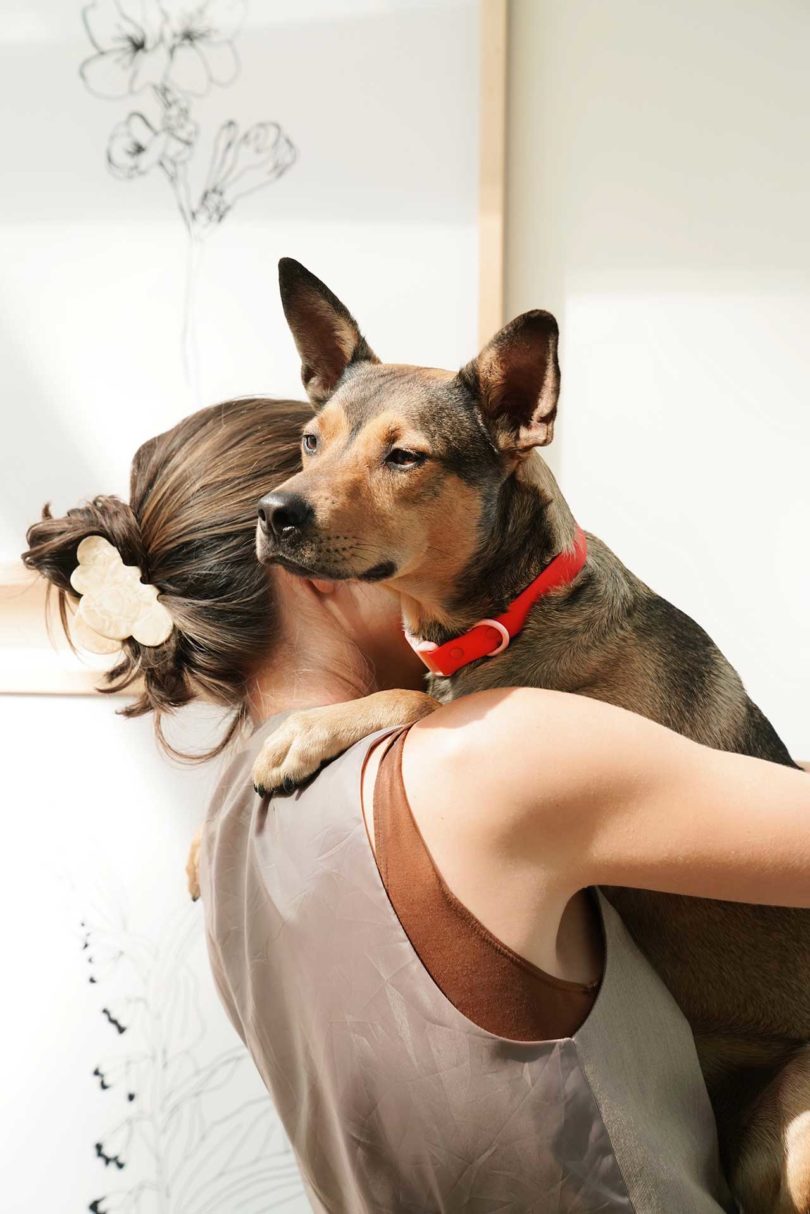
(373, 725, 598, 1041)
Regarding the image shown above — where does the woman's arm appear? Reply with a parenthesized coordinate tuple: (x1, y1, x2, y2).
(404, 687, 810, 908)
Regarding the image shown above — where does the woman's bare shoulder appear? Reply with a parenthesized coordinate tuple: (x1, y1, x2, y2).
(401, 686, 617, 862)
(405, 685, 810, 911)
(405, 685, 641, 808)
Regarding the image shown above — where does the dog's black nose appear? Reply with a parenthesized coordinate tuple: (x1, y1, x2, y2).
(258, 492, 313, 538)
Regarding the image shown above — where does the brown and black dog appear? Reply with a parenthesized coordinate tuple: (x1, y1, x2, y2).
(254, 258, 810, 1212)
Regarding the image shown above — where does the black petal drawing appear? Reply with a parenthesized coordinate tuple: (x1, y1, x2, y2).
(101, 1005, 128, 1035)
(88, 1181, 157, 1213)
(93, 1065, 112, 1091)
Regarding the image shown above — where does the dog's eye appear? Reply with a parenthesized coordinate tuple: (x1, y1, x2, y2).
(302, 433, 318, 454)
(386, 448, 427, 469)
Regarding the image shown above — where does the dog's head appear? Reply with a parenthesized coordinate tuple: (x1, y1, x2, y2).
(257, 259, 560, 603)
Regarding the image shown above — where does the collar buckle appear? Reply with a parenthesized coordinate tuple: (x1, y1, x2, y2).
(477, 618, 511, 657)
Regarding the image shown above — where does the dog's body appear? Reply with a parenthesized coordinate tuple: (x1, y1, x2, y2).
(251, 259, 810, 1211)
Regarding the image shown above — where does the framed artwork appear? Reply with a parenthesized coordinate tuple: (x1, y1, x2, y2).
(0, 0, 506, 698)
(0, 5, 504, 1212)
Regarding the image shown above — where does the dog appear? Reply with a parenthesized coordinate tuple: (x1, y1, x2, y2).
(249, 258, 809, 1212)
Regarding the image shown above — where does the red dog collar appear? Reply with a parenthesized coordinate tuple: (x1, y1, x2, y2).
(406, 526, 588, 678)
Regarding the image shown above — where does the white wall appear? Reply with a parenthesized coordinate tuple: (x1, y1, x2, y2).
(506, 0, 810, 756)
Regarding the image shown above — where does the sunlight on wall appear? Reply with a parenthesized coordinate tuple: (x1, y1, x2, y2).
(506, 0, 810, 754)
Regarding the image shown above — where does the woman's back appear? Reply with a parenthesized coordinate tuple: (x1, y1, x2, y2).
(202, 716, 732, 1214)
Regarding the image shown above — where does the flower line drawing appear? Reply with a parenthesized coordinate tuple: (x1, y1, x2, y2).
(80, 0, 296, 233)
(79, 0, 298, 399)
(102, 91, 296, 233)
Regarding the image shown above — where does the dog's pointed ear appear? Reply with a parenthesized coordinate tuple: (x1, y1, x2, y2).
(459, 310, 560, 453)
(278, 258, 379, 407)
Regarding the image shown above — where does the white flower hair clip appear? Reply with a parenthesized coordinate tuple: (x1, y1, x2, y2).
(69, 535, 173, 654)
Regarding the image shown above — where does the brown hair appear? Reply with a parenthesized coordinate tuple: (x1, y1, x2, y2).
(22, 396, 311, 759)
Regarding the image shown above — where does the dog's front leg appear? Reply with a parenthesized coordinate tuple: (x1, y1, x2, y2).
(186, 828, 202, 901)
(731, 1046, 810, 1214)
(252, 689, 438, 797)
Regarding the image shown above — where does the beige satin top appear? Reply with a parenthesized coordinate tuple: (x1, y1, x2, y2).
(201, 715, 733, 1213)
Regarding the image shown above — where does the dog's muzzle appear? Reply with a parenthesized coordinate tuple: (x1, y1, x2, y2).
(256, 491, 397, 583)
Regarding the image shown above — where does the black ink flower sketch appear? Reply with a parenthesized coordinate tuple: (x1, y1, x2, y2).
(82, 903, 304, 1213)
(80, 0, 296, 230)
(79, 0, 297, 396)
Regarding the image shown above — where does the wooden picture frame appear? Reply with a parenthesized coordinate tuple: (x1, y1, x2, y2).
(478, 0, 507, 347)
(0, 559, 124, 695)
(0, 2, 508, 697)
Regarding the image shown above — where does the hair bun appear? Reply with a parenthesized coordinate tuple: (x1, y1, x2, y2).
(23, 495, 146, 595)
(23, 396, 312, 762)
(21, 495, 181, 710)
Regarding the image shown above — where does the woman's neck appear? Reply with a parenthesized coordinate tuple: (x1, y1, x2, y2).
(245, 572, 425, 726)
(247, 664, 371, 724)
(247, 631, 376, 725)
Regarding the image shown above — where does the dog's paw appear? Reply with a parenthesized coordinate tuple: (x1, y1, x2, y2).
(186, 829, 202, 902)
(252, 708, 345, 797)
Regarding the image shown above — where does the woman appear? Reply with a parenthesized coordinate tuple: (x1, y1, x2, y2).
(24, 395, 810, 1213)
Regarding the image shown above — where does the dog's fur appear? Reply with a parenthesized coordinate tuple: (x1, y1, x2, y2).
(253, 258, 810, 1211)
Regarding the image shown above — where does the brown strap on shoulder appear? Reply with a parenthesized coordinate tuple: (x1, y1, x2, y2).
(374, 727, 598, 1042)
